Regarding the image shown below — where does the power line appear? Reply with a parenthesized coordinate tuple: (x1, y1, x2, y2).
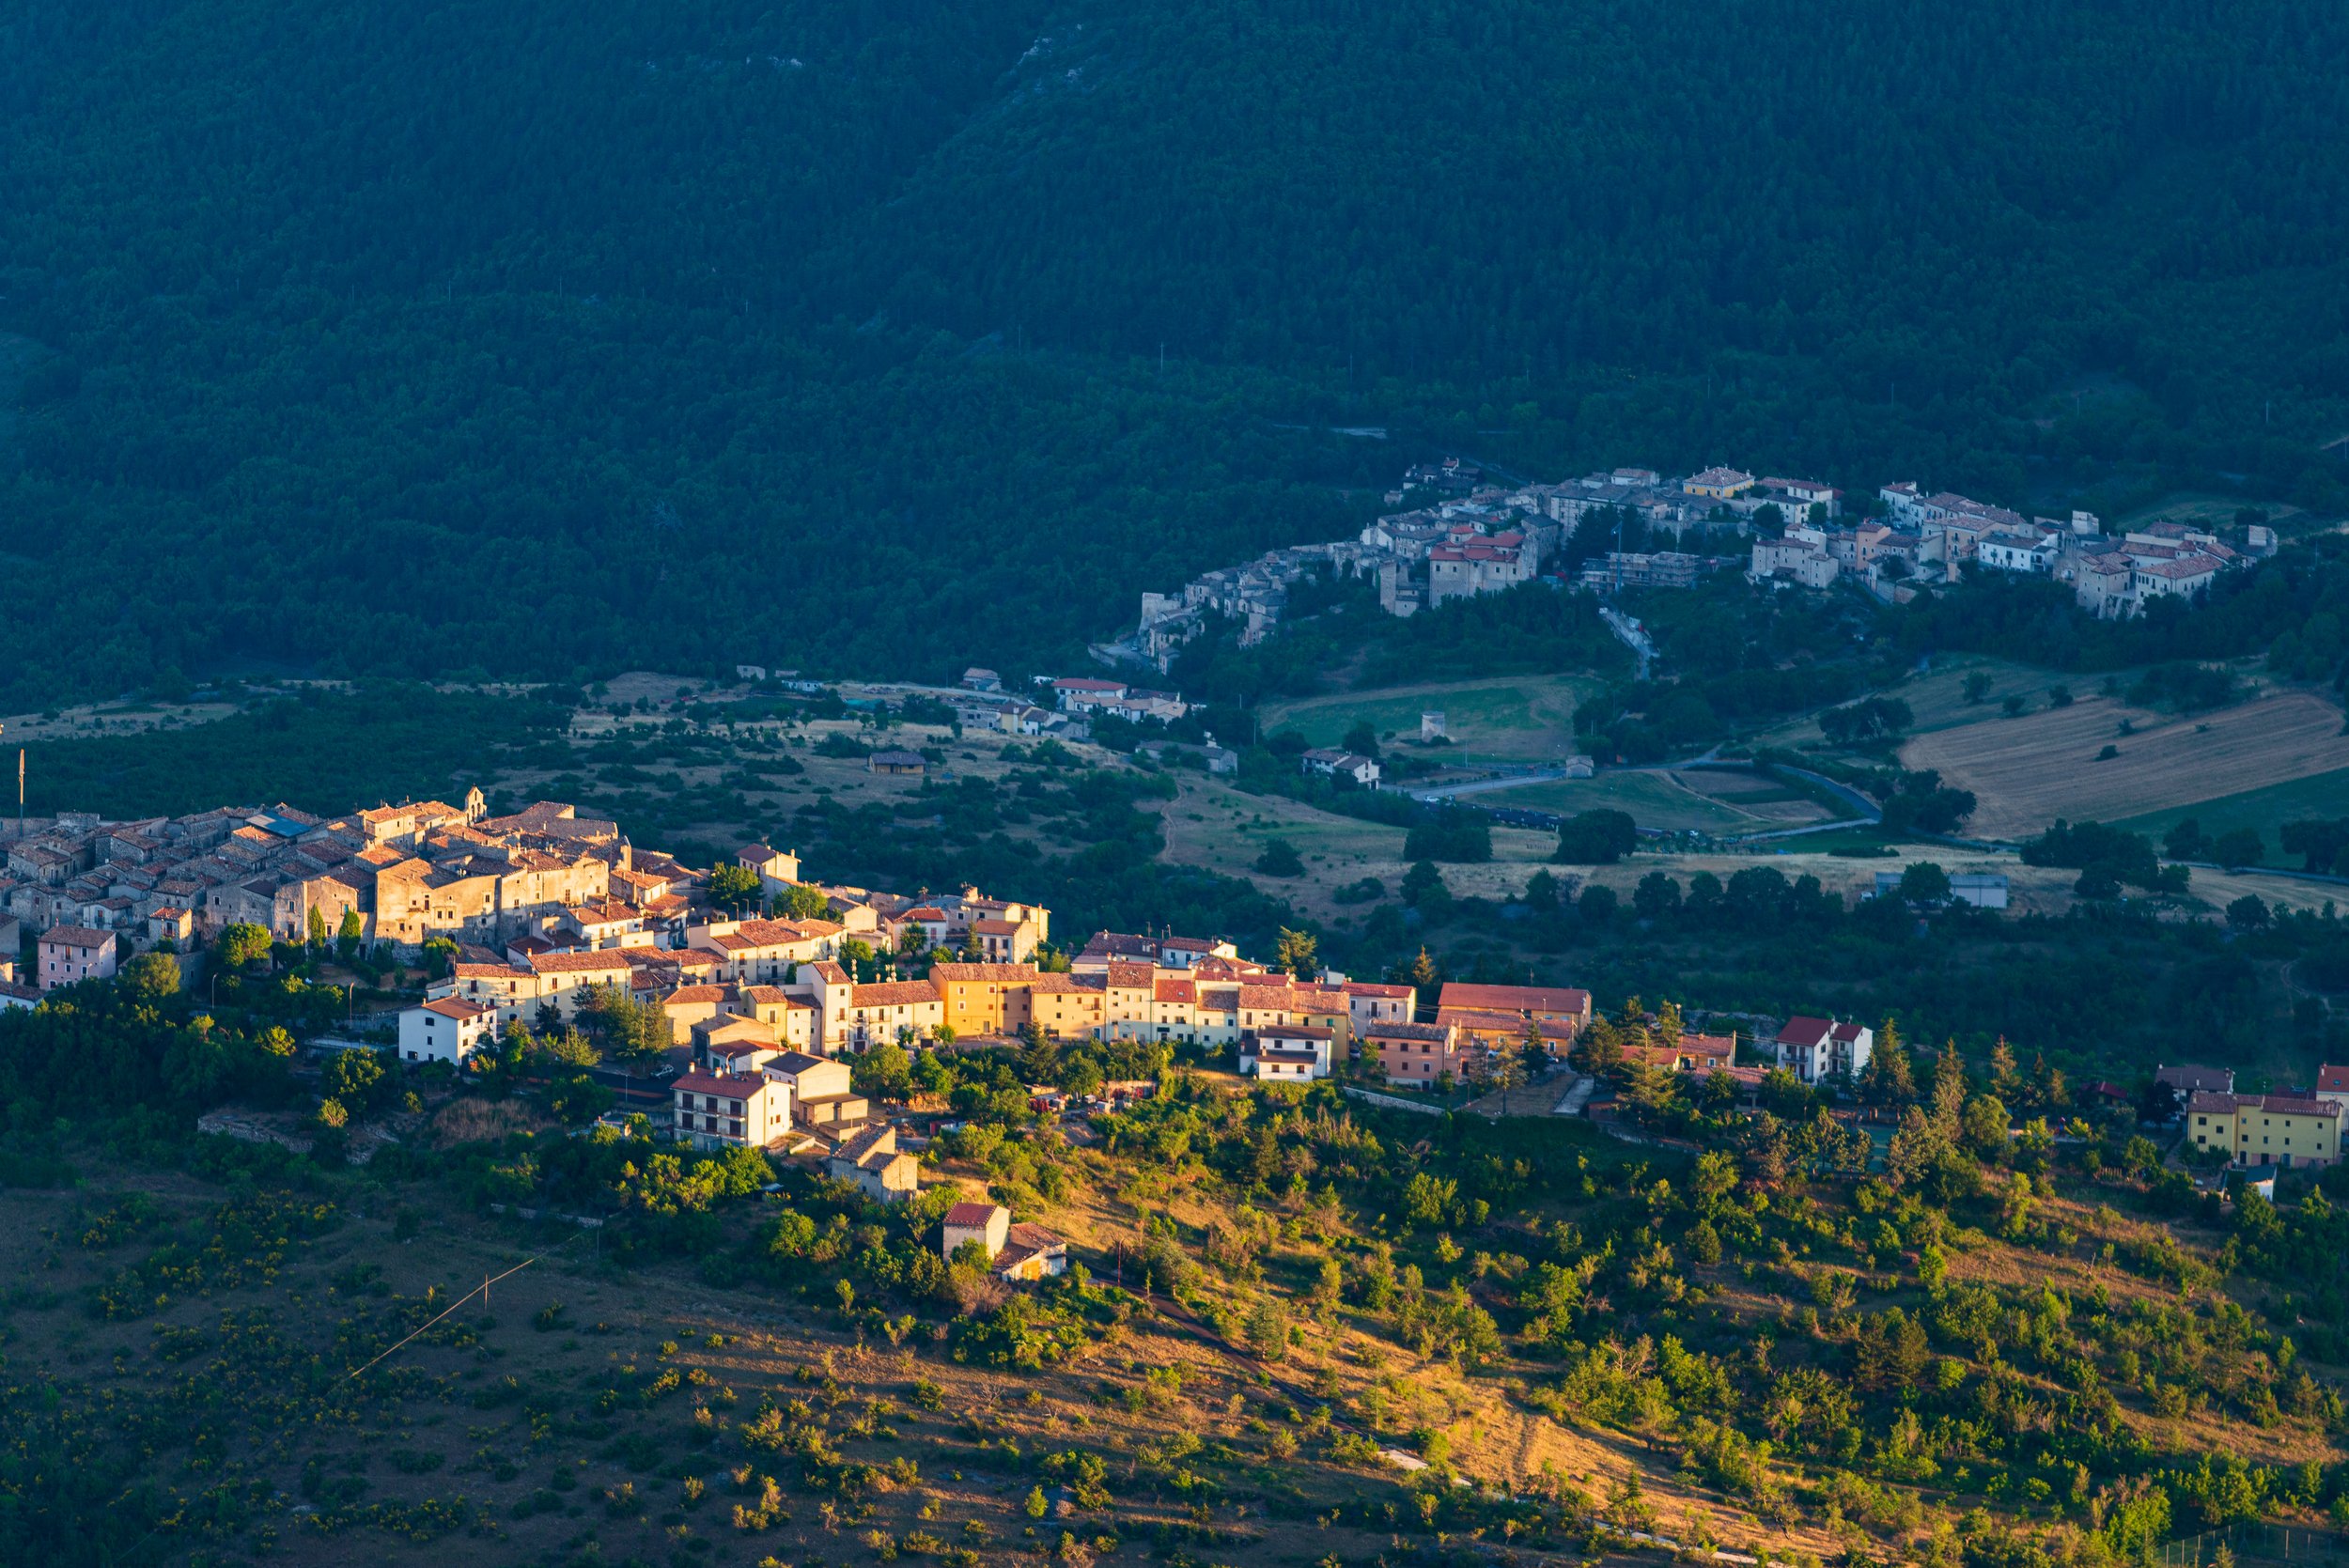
(108, 1231, 583, 1560)
(341, 1244, 568, 1383)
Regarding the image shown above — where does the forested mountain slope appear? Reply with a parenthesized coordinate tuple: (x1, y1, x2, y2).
(0, 0, 2344, 701)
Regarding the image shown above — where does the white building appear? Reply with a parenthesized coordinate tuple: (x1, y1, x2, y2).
(1774, 1015, 1874, 1085)
(1240, 1023, 1334, 1080)
(737, 844, 801, 898)
(940, 1200, 1067, 1281)
(399, 997, 496, 1064)
(1977, 529, 2060, 574)
(1750, 536, 1838, 588)
(1760, 477, 1840, 520)
(672, 1069, 789, 1150)
(38, 924, 117, 990)
(1301, 749, 1381, 786)
(1949, 874, 2009, 909)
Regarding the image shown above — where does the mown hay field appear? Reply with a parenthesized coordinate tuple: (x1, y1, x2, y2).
(1901, 689, 2349, 842)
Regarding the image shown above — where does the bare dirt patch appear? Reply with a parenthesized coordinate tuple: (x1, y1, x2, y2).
(1902, 689, 2349, 841)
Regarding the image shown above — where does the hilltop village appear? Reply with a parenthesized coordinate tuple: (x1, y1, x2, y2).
(1111, 460, 2265, 670)
(8, 787, 2332, 1205)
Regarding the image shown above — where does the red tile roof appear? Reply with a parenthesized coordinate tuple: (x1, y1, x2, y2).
(530, 950, 635, 975)
(929, 962, 1038, 983)
(853, 980, 942, 1007)
(674, 1071, 768, 1096)
(1776, 1015, 1833, 1048)
(1437, 982, 1591, 1017)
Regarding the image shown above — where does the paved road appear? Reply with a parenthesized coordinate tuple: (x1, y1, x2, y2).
(1598, 605, 1656, 679)
(1409, 768, 1568, 801)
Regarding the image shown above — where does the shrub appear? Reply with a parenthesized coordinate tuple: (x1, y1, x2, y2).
(1555, 809, 1636, 864)
(1405, 811, 1491, 862)
(1253, 839, 1304, 877)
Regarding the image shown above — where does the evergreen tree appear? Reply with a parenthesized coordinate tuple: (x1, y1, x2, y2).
(1274, 926, 1319, 980)
(1989, 1038, 2021, 1101)
(335, 908, 365, 962)
(1930, 1042, 1968, 1134)
(1860, 1022, 1916, 1105)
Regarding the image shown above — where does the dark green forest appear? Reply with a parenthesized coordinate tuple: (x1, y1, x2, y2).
(3, 0, 2347, 703)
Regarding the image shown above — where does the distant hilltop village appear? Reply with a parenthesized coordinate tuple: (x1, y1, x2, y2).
(1102, 458, 2268, 672)
(0, 793, 1046, 1025)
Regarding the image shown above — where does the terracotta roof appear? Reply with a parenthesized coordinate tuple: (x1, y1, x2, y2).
(1237, 984, 1299, 1010)
(1104, 962, 1156, 988)
(1365, 1021, 1452, 1043)
(530, 950, 635, 975)
(674, 1071, 769, 1097)
(1154, 979, 1196, 1003)
(2254, 1094, 2341, 1119)
(853, 980, 941, 1007)
(39, 924, 117, 947)
(662, 986, 730, 1005)
(1437, 982, 1591, 1017)
(420, 997, 494, 1021)
(2318, 1064, 2349, 1094)
(736, 917, 826, 946)
(1028, 972, 1102, 996)
(1776, 1015, 1834, 1048)
(994, 1222, 1066, 1273)
(1080, 931, 1157, 956)
(2186, 1091, 2241, 1114)
(945, 1201, 1004, 1228)
(1341, 982, 1415, 999)
(1439, 1007, 1574, 1036)
(929, 962, 1038, 983)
